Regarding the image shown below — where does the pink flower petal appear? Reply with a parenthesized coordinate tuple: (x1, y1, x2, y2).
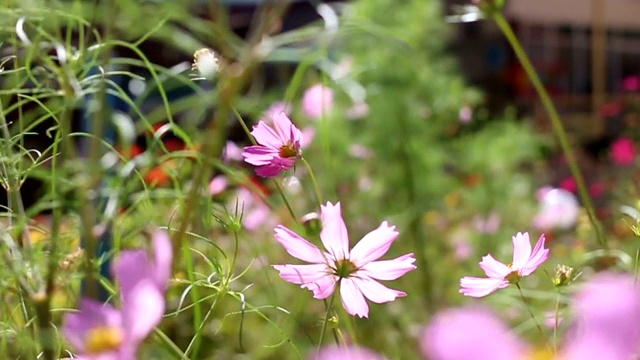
(274, 225, 325, 263)
(340, 278, 369, 318)
(63, 300, 122, 352)
(152, 230, 173, 290)
(478, 254, 511, 279)
(242, 145, 279, 166)
(319, 202, 350, 261)
(250, 121, 284, 149)
(352, 276, 406, 304)
(272, 263, 329, 285)
(121, 280, 165, 344)
(350, 221, 399, 266)
(359, 253, 416, 281)
(460, 277, 509, 298)
(272, 112, 301, 145)
(511, 232, 532, 271)
(302, 273, 338, 299)
(521, 234, 549, 276)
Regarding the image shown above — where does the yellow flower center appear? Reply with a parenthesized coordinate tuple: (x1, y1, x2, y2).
(85, 326, 124, 354)
(525, 348, 556, 360)
(279, 144, 298, 158)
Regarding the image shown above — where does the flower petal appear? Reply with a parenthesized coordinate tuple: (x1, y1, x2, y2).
(352, 276, 406, 303)
(121, 279, 165, 344)
(242, 145, 279, 166)
(302, 274, 338, 299)
(320, 202, 350, 261)
(459, 277, 509, 298)
(272, 112, 301, 146)
(63, 299, 122, 353)
(359, 253, 416, 281)
(340, 278, 369, 318)
(113, 250, 152, 301)
(152, 230, 173, 290)
(521, 234, 549, 276)
(273, 264, 328, 285)
(478, 254, 511, 279)
(349, 221, 399, 266)
(511, 232, 532, 271)
(250, 120, 284, 149)
(274, 225, 325, 263)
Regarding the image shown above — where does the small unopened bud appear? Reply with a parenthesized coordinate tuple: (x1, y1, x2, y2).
(301, 212, 322, 237)
(552, 264, 580, 287)
(192, 48, 219, 80)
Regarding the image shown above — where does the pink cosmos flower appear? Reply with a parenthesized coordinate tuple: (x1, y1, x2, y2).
(242, 112, 302, 177)
(460, 232, 549, 297)
(209, 175, 228, 196)
(223, 141, 243, 162)
(424, 272, 640, 360)
(272, 202, 416, 318)
(611, 137, 636, 166)
(302, 84, 334, 119)
(313, 345, 384, 360)
(421, 307, 529, 360)
(260, 101, 292, 122)
(63, 231, 172, 360)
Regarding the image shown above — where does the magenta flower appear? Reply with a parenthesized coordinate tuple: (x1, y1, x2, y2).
(242, 112, 302, 177)
(611, 137, 636, 166)
(272, 202, 416, 318)
(421, 307, 529, 360)
(63, 231, 173, 359)
(460, 232, 549, 297)
(302, 84, 334, 119)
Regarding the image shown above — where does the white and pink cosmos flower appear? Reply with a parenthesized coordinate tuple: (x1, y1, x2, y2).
(460, 232, 549, 297)
(242, 112, 302, 178)
(272, 202, 416, 318)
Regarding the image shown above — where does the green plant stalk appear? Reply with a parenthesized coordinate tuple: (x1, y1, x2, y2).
(154, 328, 189, 360)
(553, 289, 561, 353)
(317, 289, 338, 352)
(516, 283, 549, 349)
(493, 13, 606, 248)
(301, 157, 323, 207)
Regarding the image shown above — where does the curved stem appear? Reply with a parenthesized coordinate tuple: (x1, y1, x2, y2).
(493, 13, 606, 249)
(515, 283, 548, 348)
(301, 157, 323, 208)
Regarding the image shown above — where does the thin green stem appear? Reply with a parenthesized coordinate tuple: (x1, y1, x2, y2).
(154, 328, 189, 360)
(317, 289, 338, 352)
(515, 283, 548, 348)
(301, 157, 323, 207)
(553, 289, 561, 353)
(493, 13, 606, 249)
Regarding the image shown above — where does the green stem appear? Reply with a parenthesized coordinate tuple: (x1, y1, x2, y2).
(317, 289, 338, 352)
(515, 283, 548, 348)
(154, 328, 189, 359)
(301, 157, 323, 207)
(493, 13, 606, 249)
(553, 289, 561, 353)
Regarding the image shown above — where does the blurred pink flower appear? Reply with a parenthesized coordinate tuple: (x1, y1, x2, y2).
(623, 76, 640, 92)
(223, 141, 244, 162)
(472, 212, 501, 234)
(425, 272, 640, 360)
(421, 307, 528, 360)
(532, 188, 579, 231)
(459, 105, 473, 124)
(460, 232, 549, 297)
(589, 181, 606, 198)
(561, 272, 640, 360)
(209, 175, 228, 196)
(273, 202, 416, 318)
(559, 177, 577, 193)
(235, 187, 274, 232)
(302, 84, 334, 119)
(313, 345, 384, 360)
(63, 231, 172, 359)
(611, 137, 636, 166)
(349, 144, 374, 159)
(544, 311, 563, 329)
(242, 112, 302, 177)
(346, 101, 370, 120)
(261, 101, 291, 122)
(300, 127, 316, 149)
